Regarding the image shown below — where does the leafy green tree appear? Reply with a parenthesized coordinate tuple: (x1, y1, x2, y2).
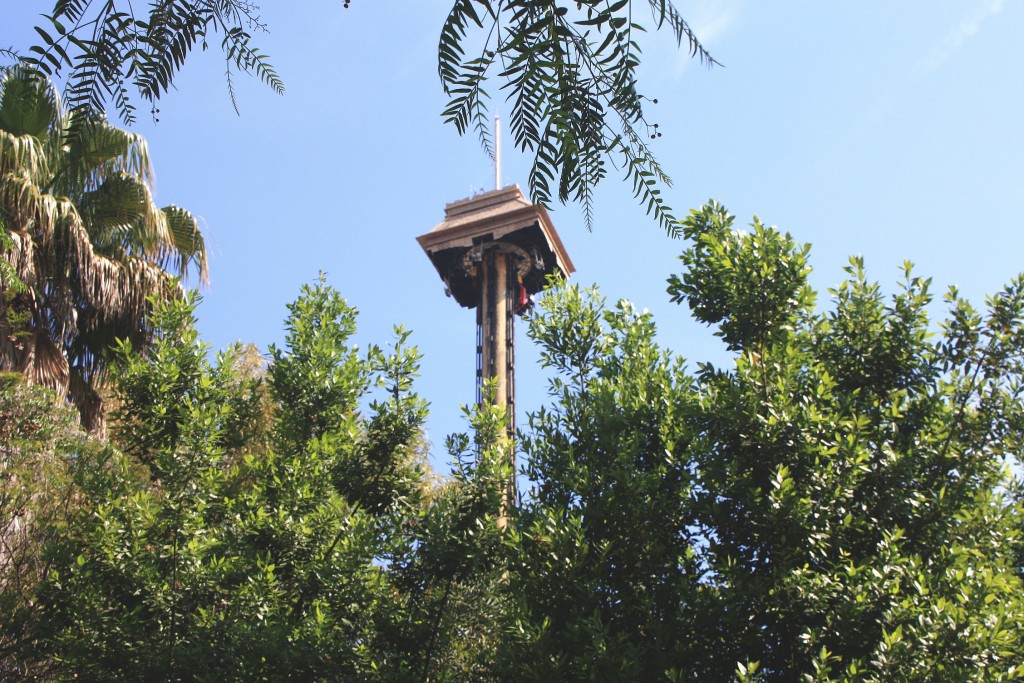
(369, 395, 513, 682)
(14, 1, 715, 231)
(503, 284, 706, 681)
(503, 202, 1024, 681)
(2, 272, 514, 680)
(27, 280, 430, 679)
(0, 373, 115, 680)
(9, 198, 1022, 682)
(0, 67, 207, 429)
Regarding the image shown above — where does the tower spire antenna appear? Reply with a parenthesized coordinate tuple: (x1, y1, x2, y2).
(494, 111, 502, 190)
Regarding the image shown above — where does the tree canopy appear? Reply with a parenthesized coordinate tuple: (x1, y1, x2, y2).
(2, 203, 1022, 680)
(505, 203, 1024, 680)
(12, 0, 716, 231)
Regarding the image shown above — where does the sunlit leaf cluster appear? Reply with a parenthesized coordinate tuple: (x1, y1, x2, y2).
(507, 202, 1024, 680)
(3, 201, 1021, 680)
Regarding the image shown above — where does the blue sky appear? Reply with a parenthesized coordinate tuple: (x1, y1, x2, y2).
(6, 1, 1024, 469)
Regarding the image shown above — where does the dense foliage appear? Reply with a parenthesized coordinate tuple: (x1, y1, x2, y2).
(10, 1, 714, 231)
(2, 204, 1022, 680)
(0, 277, 511, 680)
(0, 373, 115, 680)
(504, 203, 1024, 681)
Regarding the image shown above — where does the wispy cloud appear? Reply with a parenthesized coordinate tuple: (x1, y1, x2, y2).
(917, 0, 1004, 73)
(866, 94, 893, 125)
(669, 0, 742, 81)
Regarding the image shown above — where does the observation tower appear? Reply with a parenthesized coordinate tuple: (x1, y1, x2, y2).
(417, 139, 574, 517)
(417, 185, 574, 426)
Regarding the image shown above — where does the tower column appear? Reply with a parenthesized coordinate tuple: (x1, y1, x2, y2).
(492, 251, 509, 413)
(479, 250, 512, 417)
(479, 249, 515, 528)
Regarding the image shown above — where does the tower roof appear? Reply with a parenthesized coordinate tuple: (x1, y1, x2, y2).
(417, 185, 575, 308)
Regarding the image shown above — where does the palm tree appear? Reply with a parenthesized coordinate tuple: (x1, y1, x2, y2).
(0, 67, 207, 431)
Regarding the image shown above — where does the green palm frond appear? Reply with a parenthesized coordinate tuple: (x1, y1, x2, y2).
(0, 70, 58, 183)
(0, 68, 59, 140)
(78, 173, 169, 255)
(161, 204, 208, 284)
(55, 118, 154, 196)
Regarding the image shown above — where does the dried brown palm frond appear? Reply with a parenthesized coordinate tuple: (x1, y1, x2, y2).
(25, 328, 69, 395)
(1, 225, 32, 285)
(68, 367, 104, 437)
(0, 129, 52, 181)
